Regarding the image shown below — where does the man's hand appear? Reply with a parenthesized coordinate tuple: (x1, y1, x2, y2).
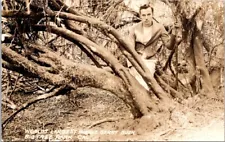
(196, 19, 203, 31)
(171, 22, 182, 44)
(142, 52, 147, 59)
(171, 22, 180, 35)
(175, 32, 182, 44)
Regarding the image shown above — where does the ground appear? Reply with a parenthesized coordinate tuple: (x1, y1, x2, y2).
(2, 86, 224, 141)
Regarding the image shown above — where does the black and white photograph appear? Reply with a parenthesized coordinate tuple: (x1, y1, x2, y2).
(1, 0, 224, 141)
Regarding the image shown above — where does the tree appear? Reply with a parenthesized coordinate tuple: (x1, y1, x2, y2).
(1, 0, 223, 129)
(167, 0, 223, 98)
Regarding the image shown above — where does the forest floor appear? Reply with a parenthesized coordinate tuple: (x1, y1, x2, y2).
(2, 86, 224, 141)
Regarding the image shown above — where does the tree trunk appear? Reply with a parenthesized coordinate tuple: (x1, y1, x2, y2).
(193, 23, 216, 97)
(209, 44, 224, 90)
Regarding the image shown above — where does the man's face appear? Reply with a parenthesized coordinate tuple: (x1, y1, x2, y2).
(140, 7, 153, 27)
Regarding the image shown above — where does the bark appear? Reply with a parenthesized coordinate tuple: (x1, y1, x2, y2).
(185, 38, 197, 95)
(193, 27, 216, 97)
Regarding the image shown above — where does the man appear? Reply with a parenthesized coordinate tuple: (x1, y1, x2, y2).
(128, 4, 177, 89)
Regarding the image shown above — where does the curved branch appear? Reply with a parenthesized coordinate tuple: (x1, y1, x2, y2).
(73, 41, 102, 68)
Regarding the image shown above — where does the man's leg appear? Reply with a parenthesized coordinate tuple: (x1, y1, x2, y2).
(143, 59, 157, 77)
(128, 58, 157, 90)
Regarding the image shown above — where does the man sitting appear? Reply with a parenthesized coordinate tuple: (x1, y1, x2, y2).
(128, 3, 177, 89)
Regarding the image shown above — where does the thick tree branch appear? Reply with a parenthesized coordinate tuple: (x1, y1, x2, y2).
(2, 45, 142, 118)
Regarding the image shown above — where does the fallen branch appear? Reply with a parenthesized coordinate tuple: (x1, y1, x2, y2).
(2, 85, 70, 130)
(87, 117, 127, 129)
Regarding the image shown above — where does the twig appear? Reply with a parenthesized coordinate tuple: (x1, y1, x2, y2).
(8, 73, 21, 98)
(2, 85, 68, 130)
(175, 43, 179, 90)
(102, 0, 123, 21)
(87, 117, 125, 129)
(5, 70, 13, 96)
(2, 90, 18, 110)
(2, 101, 17, 110)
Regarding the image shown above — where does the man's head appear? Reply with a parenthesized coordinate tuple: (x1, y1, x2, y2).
(139, 4, 154, 27)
